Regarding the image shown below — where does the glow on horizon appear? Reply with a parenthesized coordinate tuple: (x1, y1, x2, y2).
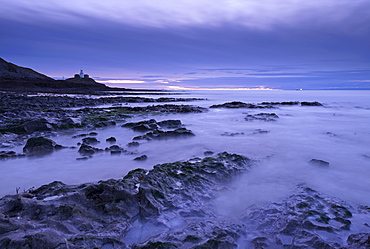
(166, 86, 279, 91)
(101, 81, 280, 91)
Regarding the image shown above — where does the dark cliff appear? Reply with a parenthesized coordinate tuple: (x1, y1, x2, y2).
(0, 58, 109, 91)
(0, 58, 52, 81)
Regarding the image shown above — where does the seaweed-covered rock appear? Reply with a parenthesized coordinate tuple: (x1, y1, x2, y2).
(23, 118, 54, 133)
(105, 145, 126, 155)
(210, 101, 273, 109)
(245, 113, 279, 122)
(58, 117, 82, 129)
(133, 128, 195, 141)
(301, 101, 323, 106)
(122, 119, 159, 131)
(106, 136, 116, 142)
(82, 137, 100, 145)
(127, 141, 140, 147)
(1, 153, 369, 248)
(241, 185, 356, 248)
(0, 152, 251, 248)
(347, 233, 370, 248)
(22, 137, 59, 156)
(253, 129, 270, 134)
(122, 119, 183, 132)
(260, 101, 300, 105)
(0, 151, 25, 159)
(157, 120, 182, 129)
(78, 144, 102, 156)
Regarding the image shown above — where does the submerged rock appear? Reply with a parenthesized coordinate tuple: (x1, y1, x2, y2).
(134, 155, 148, 161)
(22, 137, 60, 156)
(309, 158, 330, 167)
(127, 141, 140, 147)
(221, 132, 245, 136)
(204, 150, 214, 156)
(252, 129, 270, 134)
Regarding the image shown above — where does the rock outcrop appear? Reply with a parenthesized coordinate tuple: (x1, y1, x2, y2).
(260, 101, 323, 106)
(0, 152, 252, 248)
(0, 93, 207, 135)
(245, 113, 279, 122)
(122, 119, 183, 132)
(22, 137, 61, 156)
(123, 119, 195, 141)
(0, 153, 369, 248)
(301, 101, 323, 106)
(210, 101, 273, 109)
(241, 185, 362, 248)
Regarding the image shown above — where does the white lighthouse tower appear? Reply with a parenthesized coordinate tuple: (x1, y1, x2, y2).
(79, 69, 84, 78)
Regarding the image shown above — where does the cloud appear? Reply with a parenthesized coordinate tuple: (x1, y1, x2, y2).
(1, 0, 369, 32)
(1, 0, 369, 90)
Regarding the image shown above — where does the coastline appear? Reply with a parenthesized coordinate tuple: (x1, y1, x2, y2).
(0, 88, 370, 248)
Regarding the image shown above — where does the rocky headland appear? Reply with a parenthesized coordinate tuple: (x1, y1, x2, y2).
(0, 58, 109, 92)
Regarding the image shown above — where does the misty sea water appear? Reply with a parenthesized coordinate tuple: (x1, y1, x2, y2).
(1, 90, 370, 214)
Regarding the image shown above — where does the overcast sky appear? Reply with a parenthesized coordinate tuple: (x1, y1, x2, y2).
(1, 0, 370, 90)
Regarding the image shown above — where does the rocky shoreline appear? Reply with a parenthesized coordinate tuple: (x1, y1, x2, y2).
(1, 90, 369, 248)
(0, 152, 369, 248)
(0, 92, 206, 152)
(0, 95, 324, 160)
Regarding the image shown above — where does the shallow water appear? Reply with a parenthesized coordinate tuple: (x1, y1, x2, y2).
(1, 90, 370, 214)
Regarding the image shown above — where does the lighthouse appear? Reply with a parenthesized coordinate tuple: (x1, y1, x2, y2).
(73, 69, 90, 79)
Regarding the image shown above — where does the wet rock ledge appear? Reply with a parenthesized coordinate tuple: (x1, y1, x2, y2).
(0, 152, 251, 248)
(0, 92, 207, 136)
(1, 152, 370, 248)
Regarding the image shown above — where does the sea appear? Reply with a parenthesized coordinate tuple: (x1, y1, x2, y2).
(1, 90, 370, 217)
